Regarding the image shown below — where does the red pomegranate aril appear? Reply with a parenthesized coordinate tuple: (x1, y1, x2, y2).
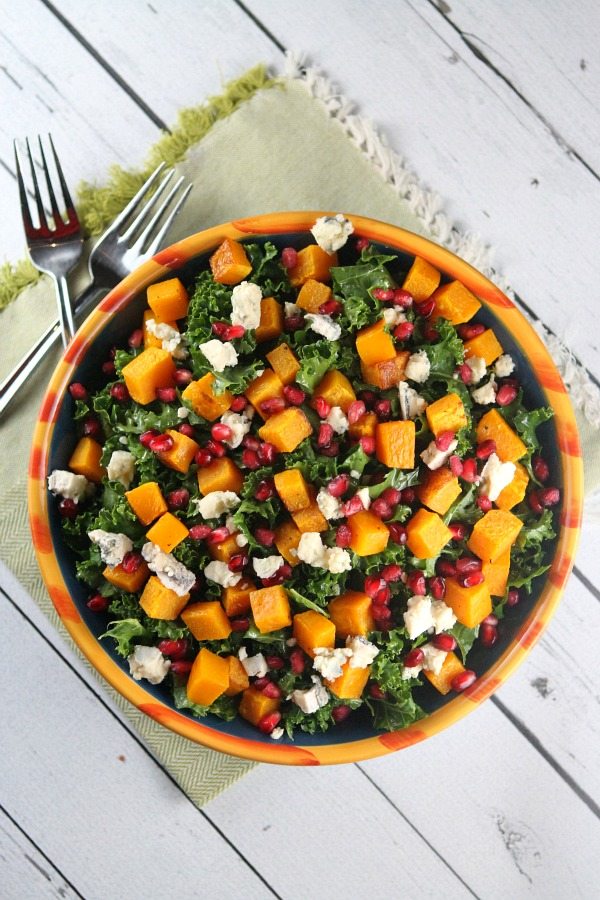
(458, 322, 485, 340)
(260, 397, 286, 415)
(373, 287, 395, 301)
(242, 434, 260, 451)
(230, 395, 247, 412)
(435, 430, 456, 451)
(355, 237, 369, 252)
(359, 436, 376, 454)
(283, 383, 306, 406)
(173, 367, 193, 387)
(228, 553, 248, 572)
(364, 575, 386, 598)
(206, 526, 230, 545)
(189, 524, 212, 541)
(110, 383, 130, 403)
(347, 400, 367, 424)
(178, 423, 195, 438)
(121, 551, 143, 573)
(335, 524, 352, 548)
(532, 455, 550, 483)
(166, 488, 190, 511)
(87, 593, 108, 612)
(225, 324, 246, 341)
(393, 288, 414, 308)
(451, 670, 477, 692)
(170, 660, 193, 677)
(369, 684, 386, 700)
(506, 589, 520, 607)
(496, 383, 517, 406)
(479, 623, 498, 648)
(231, 617, 250, 632)
(482, 614, 499, 628)
(290, 648, 306, 674)
(358, 389, 377, 408)
(194, 448, 212, 467)
(449, 455, 464, 477)
(371, 497, 392, 520)
(449, 522, 467, 541)
(458, 570, 485, 588)
(253, 676, 271, 690)
(461, 458, 479, 483)
(58, 498, 78, 519)
(381, 564, 403, 583)
(477, 495, 493, 512)
(265, 655, 284, 670)
(319, 299, 343, 316)
(341, 494, 364, 517)
(281, 246, 298, 268)
(205, 439, 226, 458)
(476, 439, 497, 460)
(254, 479, 275, 501)
(415, 297, 435, 318)
(380, 487, 402, 507)
(69, 382, 88, 401)
(158, 639, 189, 660)
(436, 559, 457, 577)
(262, 682, 282, 699)
(401, 487, 416, 504)
(455, 364, 471, 385)
(528, 491, 544, 514)
(284, 315, 304, 332)
(332, 704, 351, 724)
(102, 360, 115, 375)
(258, 710, 282, 734)
(327, 474, 350, 497)
(83, 417, 103, 439)
(374, 398, 391, 420)
(212, 321, 229, 338)
(257, 442, 278, 465)
(404, 648, 425, 668)
(156, 386, 177, 403)
(388, 523, 407, 545)
(456, 556, 482, 574)
(372, 602, 392, 622)
(429, 575, 446, 600)
(312, 396, 331, 419)
(374, 585, 392, 605)
(539, 487, 560, 507)
(211, 423, 233, 443)
(148, 433, 174, 453)
(393, 321, 414, 341)
(317, 423, 335, 448)
(255, 527, 276, 547)
(422, 322, 440, 342)
(432, 633, 457, 652)
(128, 328, 144, 349)
(407, 571, 427, 596)
(140, 428, 159, 448)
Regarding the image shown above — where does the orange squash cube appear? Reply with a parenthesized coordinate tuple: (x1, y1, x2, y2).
(255, 297, 284, 343)
(328, 590, 374, 638)
(406, 508, 452, 559)
(209, 238, 252, 285)
(288, 245, 337, 287)
(147, 277, 189, 321)
(222, 579, 256, 617)
(239, 687, 280, 726)
(244, 369, 285, 419)
(182, 373, 233, 421)
(249, 585, 292, 633)
(348, 510, 390, 556)
(444, 577, 492, 628)
(476, 410, 527, 463)
(314, 369, 356, 412)
(468, 509, 523, 563)
(187, 648, 230, 707)
(274, 519, 303, 566)
(258, 407, 313, 453)
(291, 500, 329, 534)
(197, 457, 244, 495)
(402, 256, 441, 301)
(139, 575, 189, 619)
(274, 469, 312, 512)
(297, 278, 332, 312)
(496, 462, 529, 510)
(326, 662, 370, 699)
(103, 561, 149, 593)
(361, 351, 410, 389)
(482, 549, 510, 597)
(266, 343, 301, 385)
(356, 319, 396, 365)
(157, 429, 200, 474)
(122, 347, 176, 406)
(417, 467, 462, 515)
(431, 280, 481, 324)
(424, 651, 465, 695)
(224, 656, 250, 696)
(143, 309, 179, 347)
(346, 412, 376, 440)
(126, 481, 167, 525)
(181, 601, 232, 641)
(463, 328, 503, 366)
(69, 436, 105, 483)
(145, 512, 189, 553)
(425, 392, 468, 437)
(293, 610, 336, 658)
(208, 532, 242, 563)
(375, 420, 415, 469)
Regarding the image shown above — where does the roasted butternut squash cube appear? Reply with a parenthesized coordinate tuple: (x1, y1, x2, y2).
(274, 469, 312, 512)
(288, 245, 337, 287)
(328, 590, 374, 638)
(406, 508, 452, 559)
(482, 549, 510, 597)
(417, 467, 462, 515)
(182, 373, 233, 421)
(250, 585, 292, 633)
(375, 420, 415, 469)
(69, 436, 105, 483)
(402, 256, 441, 301)
(147, 277, 189, 321)
(258, 407, 313, 453)
(209, 238, 252, 285)
(222, 579, 256, 617)
(197, 457, 244, 495)
(143, 309, 178, 348)
(291, 500, 328, 534)
(181, 600, 232, 641)
(444, 577, 492, 628)
(139, 575, 189, 619)
(296, 278, 332, 312)
(244, 369, 285, 419)
(145, 512, 189, 553)
(274, 519, 303, 566)
(476, 410, 527, 463)
(496, 462, 529, 510)
(122, 347, 176, 406)
(360, 351, 410, 389)
(224, 656, 249, 696)
(293, 610, 336, 658)
(356, 319, 396, 365)
(425, 392, 468, 437)
(424, 651, 465, 695)
(103, 561, 149, 593)
(239, 687, 280, 726)
(126, 481, 167, 525)
(255, 297, 284, 343)
(463, 328, 503, 366)
(326, 662, 370, 699)
(157, 429, 200, 474)
(467, 509, 523, 563)
(348, 412, 378, 440)
(348, 510, 390, 556)
(266, 343, 301, 385)
(431, 280, 481, 324)
(208, 532, 241, 562)
(314, 369, 356, 412)
(187, 648, 230, 707)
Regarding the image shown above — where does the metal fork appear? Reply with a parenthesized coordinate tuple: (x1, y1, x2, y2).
(15, 134, 84, 347)
(0, 163, 192, 417)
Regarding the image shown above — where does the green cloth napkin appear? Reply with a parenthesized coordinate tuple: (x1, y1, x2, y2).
(1, 67, 597, 806)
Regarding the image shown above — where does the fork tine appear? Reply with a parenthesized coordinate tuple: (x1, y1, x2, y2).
(24, 137, 48, 231)
(120, 169, 176, 244)
(37, 135, 62, 226)
(47, 133, 78, 223)
(13, 140, 34, 235)
(144, 183, 193, 256)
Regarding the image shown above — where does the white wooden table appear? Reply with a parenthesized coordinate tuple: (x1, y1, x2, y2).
(2, 2, 599, 897)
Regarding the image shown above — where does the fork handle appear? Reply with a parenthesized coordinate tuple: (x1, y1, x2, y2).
(52, 274, 77, 347)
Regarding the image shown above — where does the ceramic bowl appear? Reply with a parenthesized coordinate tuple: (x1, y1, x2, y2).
(28, 212, 583, 765)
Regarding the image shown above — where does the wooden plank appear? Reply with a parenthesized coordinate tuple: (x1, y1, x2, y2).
(0, 808, 79, 900)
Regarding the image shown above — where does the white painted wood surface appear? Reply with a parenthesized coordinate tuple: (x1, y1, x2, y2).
(1, 2, 599, 897)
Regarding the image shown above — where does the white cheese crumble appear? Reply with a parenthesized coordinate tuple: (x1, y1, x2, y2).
(494, 354, 515, 377)
(220, 411, 252, 448)
(204, 560, 241, 588)
(382, 307, 407, 328)
(316, 488, 343, 521)
(238, 648, 268, 678)
(422, 643, 448, 676)
(398, 382, 427, 420)
(471, 377, 496, 405)
(326, 546, 353, 574)
(230, 281, 262, 330)
(284, 301, 301, 317)
(403, 594, 434, 640)
(145, 318, 186, 358)
(312, 647, 352, 681)
(252, 555, 284, 579)
(177, 406, 189, 419)
(305, 313, 342, 341)
(106, 450, 135, 489)
(405, 349, 431, 383)
(47, 469, 92, 503)
(346, 636, 380, 669)
(198, 339, 238, 372)
(270, 726, 284, 740)
(326, 405, 349, 434)
(296, 532, 352, 573)
(466, 355, 487, 385)
(420, 438, 458, 471)
(195, 491, 240, 520)
(291, 676, 330, 714)
(430, 600, 457, 634)
(479, 452, 516, 502)
(141, 542, 196, 596)
(128, 645, 171, 685)
(88, 530, 133, 568)
(356, 487, 371, 510)
(310, 214, 354, 254)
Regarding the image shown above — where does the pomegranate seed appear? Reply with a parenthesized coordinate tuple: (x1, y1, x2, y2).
(373, 288, 395, 301)
(369, 684, 386, 700)
(317, 423, 335, 448)
(260, 397, 286, 415)
(102, 360, 115, 375)
(230, 396, 247, 412)
(173, 368, 193, 387)
(404, 648, 425, 668)
(206, 526, 230, 544)
(449, 454, 464, 476)
(452, 670, 477, 692)
(128, 328, 144, 349)
(148, 433, 174, 453)
(255, 527, 276, 547)
(407, 571, 427, 595)
(371, 497, 392, 520)
(120, 551, 143, 573)
(347, 400, 367, 424)
(58, 498, 78, 518)
(374, 398, 391, 420)
(166, 489, 190, 511)
(372, 609, 391, 631)
(110, 383, 130, 403)
(231, 617, 250, 632)
(212, 321, 229, 338)
(266, 655, 284, 670)
(262, 682, 282, 699)
(374, 586, 391, 605)
(83, 417, 103, 440)
(254, 479, 275, 501)
(257, 442, 277, 465)
(477, 495, 493, 512)
(281, 247, 298, 268)
(393, 321, 414, 341)
(312, 396, 331, 419)
(321, 441, 340, 457)
(194, 448, 213, 467)
(327, 474, 350, 497)
(429, 576, 446, 600)
(189, 524, 212, 541)
(414, 297, 435, 318)
(358, 390, 377, 409)
(461, 458, 479, 483)
(285, 315, 304, 332)
(423, 322, 440, 342)
(449, 523, 467, 541)
(178, 423, 195, 438)
(258, 711, 282, 734)
(359, 436, 376, 454)
(532, 455, 550, 482)
(458, 323, 485, 340)
(458, 570, 485, 588)
(456, 363, 471, 384)
(243, 435, 260, 451)
(283, 384, 306, 406)
(289, 648, 305, 674)
(211, 423, 233, 442)
(380, 487, 402, 507)
(539, 487, 560, 507)
(319, 299, 343, 316)
(364, 575, 386, 599)
(476, 439, 497, 460)
(527, 491, 544, 514)
(224, 324, 245, 341)
(156, 386, 177, 403)
(158, 639, 189, 659)
(355, 237, 370, 252)
(432, 633, 457, 652)
(506, 589, 520, 607)
(388, 523, 407, 544)
(332, 705, 351, 723)
(170, 660, 193, 677)
(393, 288, 413, 308)
(228, 553, 248, 572)
(402, 489, 418, 506)
(456, 556, 482, 574)
(253, 677, 271, 691)
(437, 559, 457, 577)
(496, 384, 517, 406)
(68, 382, 88, 401)
(140, 428, 159, 448)
(335, 524, 352, 547)
(381, 564, 403, 583)
(205, 439, 226, 458)
(87, 593, 108, 612)
(435, 430, 456, 451)
(341, 494, 364, 517)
